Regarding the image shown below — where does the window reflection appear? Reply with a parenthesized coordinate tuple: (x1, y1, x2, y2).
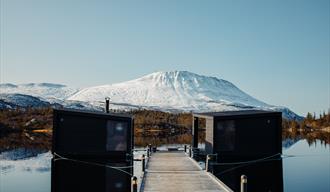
(106, 121, 127, 151)
(216, 120, 235, 151)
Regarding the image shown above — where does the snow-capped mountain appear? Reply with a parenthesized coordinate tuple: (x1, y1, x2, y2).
(0, 71, 301, 119)
(70, 71, 268, 108)
(0, 83, 79, 100)
(68, 71, 300, 119)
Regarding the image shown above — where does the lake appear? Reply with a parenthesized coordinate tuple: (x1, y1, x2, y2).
(210, 139, 330, 192)
(0, 139, 329, 192)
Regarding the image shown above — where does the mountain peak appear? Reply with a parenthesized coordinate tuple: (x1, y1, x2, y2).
(151, 70, 196, 76)
(144, 70, 217, 80)
(134, 70, 228, 87)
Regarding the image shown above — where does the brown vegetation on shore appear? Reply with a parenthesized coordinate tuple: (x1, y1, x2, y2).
(0, 107, 53, 151)
(132, 110, 193, 146)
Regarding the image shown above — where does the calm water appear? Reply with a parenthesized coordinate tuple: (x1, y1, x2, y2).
(211, 139, 330, 192)
(0, 139, 329, 192)
(282, 139, 329, 192)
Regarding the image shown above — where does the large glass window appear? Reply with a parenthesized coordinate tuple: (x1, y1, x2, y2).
(216, 120, 235, 151)
(106, 121, 128, 151)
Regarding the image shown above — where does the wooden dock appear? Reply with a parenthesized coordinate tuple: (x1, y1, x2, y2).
(140, 151, 233, 192)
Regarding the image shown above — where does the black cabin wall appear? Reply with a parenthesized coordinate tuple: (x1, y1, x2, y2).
(53, 109, 133, 160)
(212, 114, 282, 159)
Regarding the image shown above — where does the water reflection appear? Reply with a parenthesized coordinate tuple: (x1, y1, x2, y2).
(51, 158, 132, 192)
(210, 159, 283, 192)
(282, 130, 330, 146)
(1, 139, 329, 192)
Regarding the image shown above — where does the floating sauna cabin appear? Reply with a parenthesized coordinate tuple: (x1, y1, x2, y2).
(193, 110, 282, 159)
(52, 109, 133, 160)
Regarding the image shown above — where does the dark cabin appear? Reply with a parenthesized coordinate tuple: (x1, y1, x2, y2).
(52, 108, 133, 161)
(192, 110, 282, 159)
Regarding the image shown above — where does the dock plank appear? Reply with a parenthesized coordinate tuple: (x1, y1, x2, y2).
(141, 151, 231, 192)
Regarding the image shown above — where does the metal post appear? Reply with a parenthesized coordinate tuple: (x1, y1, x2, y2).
(189, 146, 192, 157)
(148, 144, 152, 153)
(214, 153, 218, 162)
(240, 175, 247, 192)
(147, 148, 150, 158)
(142, 154, 145, 172)
(184, 145, 187, 153)
(206, 154, 211, 172)
(193, 117, 199, 148)
(105, 97, 110, 113)
(131, 176, 137, 192)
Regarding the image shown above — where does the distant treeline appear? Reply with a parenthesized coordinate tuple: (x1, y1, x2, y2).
(282, 111, 330, 131)
(282, 111, 330, 145)
(131, 110, 208, 146)
(132, 109, 192, 146)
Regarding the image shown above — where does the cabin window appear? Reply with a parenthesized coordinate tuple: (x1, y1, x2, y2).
(216, 120, 235, 151)
(106, 121, 128, 151)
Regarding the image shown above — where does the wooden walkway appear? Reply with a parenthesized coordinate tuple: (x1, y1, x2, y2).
(141, 151, 232, 192)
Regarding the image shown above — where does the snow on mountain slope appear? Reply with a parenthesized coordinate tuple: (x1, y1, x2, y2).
(68, 71, 300, 119)
(0, 93, 102, 111)
(0, 83, 79, 100)
(0, 94, 51, 109)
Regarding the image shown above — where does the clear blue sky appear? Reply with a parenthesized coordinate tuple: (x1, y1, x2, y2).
(0, 0, 329, 116)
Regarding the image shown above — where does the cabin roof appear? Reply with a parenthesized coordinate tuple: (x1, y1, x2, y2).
(54, 108, 132, 119)
(193, 110, 282, 119)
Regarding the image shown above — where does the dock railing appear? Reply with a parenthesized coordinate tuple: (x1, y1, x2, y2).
(132, 145, 155, 192)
